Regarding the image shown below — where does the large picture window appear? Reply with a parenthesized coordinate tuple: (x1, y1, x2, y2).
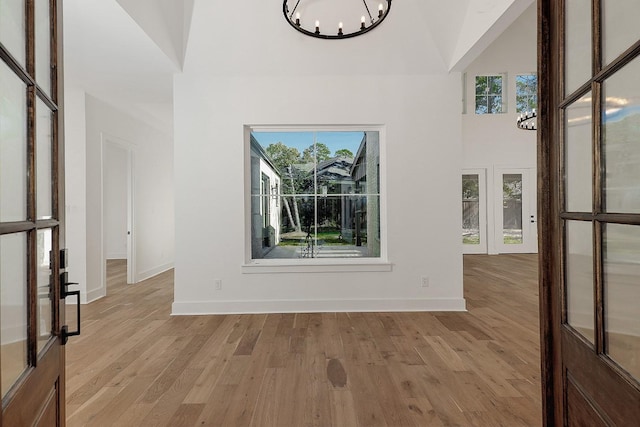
(248, 128, 382, 261)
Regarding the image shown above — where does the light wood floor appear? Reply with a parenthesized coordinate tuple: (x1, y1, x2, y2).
(66, 255, 542, 426)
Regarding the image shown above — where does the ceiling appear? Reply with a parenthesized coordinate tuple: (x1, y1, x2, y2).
(62, 0, 533, 134)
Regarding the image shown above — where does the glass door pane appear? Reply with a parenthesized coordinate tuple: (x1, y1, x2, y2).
(565, 220, 595, 344)
(602, 0, 640, 66)
(503, 174, 523, 245)
(462, 169, 488, 254)
(462, 174, 480, 245)
(35, 0, 52, 96)
(564, 0, 592, 95)
(494, 168, 536, 254)
(0, 61, 28, 222)
(604, 224, 640, 381)
(36, 98, 53, 219)
(565, 91, 593, 212)
(0, 0, 26, 66)
(0, 233, 29, 398)
(37, 229, 54, 354)
(603, 56, 640, 214)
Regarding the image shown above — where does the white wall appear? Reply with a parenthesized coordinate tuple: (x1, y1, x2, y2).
(172, 0, 465, 314)
(461, 3, 537, 254)
(77, 92, 174, 302)
(64, 86, 88, 302)
(104, 143, 128, 259)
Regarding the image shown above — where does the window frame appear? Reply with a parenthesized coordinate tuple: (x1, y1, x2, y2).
(515, 73, 538, 113)
(474, 73, 507, 114)
(242, 125, 391, 273)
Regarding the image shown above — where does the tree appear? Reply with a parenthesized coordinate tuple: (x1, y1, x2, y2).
(265, 142, 300, 172)
(302, 142, 331, 163)
(334, 148, 354, 158)
(265, 142, 303, 232)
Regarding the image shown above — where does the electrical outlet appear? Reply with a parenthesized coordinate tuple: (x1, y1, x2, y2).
(214, 279, 222, 290)
(421, 276, 429, 287)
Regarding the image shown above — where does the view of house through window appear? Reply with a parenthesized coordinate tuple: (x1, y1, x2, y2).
(249, 130, 381, 260)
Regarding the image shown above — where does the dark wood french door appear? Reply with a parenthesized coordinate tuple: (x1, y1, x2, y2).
(539, 1, 640, 425)
(1, 0, 67, 425)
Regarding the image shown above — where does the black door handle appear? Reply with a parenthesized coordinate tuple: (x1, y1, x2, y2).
(60, 271, 81, 345)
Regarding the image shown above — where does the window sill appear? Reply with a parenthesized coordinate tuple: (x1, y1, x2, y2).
(241, 260, 393, 274)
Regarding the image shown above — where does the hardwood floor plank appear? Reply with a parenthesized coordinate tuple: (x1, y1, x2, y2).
(329, 389, 359, 427)
(164, 403, 205, 427)
(139, 368, 204, 426)
(66, 254, 542, 426)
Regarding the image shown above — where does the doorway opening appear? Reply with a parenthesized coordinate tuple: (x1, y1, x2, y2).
(102, 135, 136, 292)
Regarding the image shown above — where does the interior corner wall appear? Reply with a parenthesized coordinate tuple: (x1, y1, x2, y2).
(461, 3, 537, 254)
(63, 86, 88, 303)
(82, 94, 174, 302)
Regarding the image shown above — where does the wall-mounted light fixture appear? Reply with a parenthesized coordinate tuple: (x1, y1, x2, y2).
(283, 0, 392, 40)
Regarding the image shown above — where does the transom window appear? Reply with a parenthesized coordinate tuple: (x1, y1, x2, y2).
(475, 74, 505, 114)
(515, 74, 538, 113)
(247, 127, 382, 262)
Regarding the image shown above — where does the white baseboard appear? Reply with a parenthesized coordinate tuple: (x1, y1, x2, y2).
(171, 297, 466, 315)
(1, 324, 26, 344)
(106, 254, 127, 260)
(137, 262, 174, 282)
(84, 287, 106, 304)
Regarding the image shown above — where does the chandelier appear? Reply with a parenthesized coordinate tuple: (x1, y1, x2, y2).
(283, 0, 392, 40)
(517, 110, 537, 130)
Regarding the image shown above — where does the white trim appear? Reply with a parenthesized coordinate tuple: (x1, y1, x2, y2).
(244, 125, 389, 267)
(106, 253, 127, 260)
(172, 297, 467, 315)
(85, 287, 106, 304)
(248, 124, 386, 133)
(137, 262, 174, 282)
(242, 261, 393, 274)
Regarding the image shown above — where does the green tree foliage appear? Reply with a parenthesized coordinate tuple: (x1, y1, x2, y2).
(475, 75, 503, 114)
(265, 142, 300, 173)
(462, 176, 479, 200)
(503, 177, 522, 200)
(334, 148, 354, 158)
(262, 140, 354, 233)
(516, 74, 538, 113)
(302, 142, 331, 163)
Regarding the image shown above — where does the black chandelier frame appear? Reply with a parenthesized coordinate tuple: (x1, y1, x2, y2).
(516, 110, 537, 130)
(283, 0, 392, 40)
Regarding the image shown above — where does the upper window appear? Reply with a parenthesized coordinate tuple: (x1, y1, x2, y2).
(248, 128, 382, 262)
(475, 74, 505, 114)
(515, 74, 538, 113)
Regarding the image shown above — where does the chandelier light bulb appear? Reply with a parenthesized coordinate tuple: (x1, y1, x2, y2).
(315, 20, 320, 34)
(378, 3, 384, 17)
(361, 15, 366, 30)
(295, 12, 300, 25)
